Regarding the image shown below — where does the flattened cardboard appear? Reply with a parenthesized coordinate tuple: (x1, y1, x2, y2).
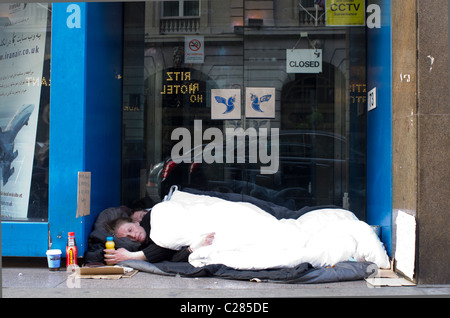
(77, 266, 138, 280)
(365, 268, 416, 287)
(76, 171, 91, 217)
(79, 266, 124, 276)
(365, 277, 416, 287)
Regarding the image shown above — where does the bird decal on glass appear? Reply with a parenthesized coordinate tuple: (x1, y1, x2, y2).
(250, 93, 272, 113)
(215, 95, 236, 114)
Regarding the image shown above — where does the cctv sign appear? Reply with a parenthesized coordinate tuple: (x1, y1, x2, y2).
(286, 49, 322, 74)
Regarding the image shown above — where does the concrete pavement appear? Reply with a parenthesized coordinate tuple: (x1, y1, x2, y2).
(2, 257, 450, 298)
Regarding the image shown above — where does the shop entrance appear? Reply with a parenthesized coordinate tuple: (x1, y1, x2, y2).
(121, 1, 367, 219)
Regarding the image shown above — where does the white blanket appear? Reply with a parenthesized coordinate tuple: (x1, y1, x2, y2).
(150, 191, 390, 270)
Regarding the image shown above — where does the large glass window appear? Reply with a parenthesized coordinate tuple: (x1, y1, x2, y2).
(122, 0, 367, 219)
(0, 3, 51, 221)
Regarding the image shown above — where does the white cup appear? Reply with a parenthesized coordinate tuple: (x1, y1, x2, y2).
(46, 249, 62, 271)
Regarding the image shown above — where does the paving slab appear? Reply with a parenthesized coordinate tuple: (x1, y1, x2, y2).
(2, 258, 450, 299)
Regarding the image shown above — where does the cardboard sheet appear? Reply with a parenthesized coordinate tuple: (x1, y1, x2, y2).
(365, 268, 416, 287)
(77, 266, 138, 280)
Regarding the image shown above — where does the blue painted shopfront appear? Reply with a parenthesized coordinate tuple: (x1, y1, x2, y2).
(2, 1, 394, 258)
(366, 0, 393, 256)
(2, 2, 123, 257)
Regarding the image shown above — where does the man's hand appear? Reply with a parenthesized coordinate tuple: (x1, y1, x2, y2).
(104, 248, 146, 265)
(189, 232, 215, 252)
(201, 232, 215, 247)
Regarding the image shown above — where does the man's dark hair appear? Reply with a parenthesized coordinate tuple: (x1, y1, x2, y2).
(105, 217, 133, 236)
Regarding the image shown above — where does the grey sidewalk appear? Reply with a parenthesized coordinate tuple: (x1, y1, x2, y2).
(2, 258, 450, 298)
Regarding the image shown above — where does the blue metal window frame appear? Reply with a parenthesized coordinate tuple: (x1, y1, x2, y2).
(366, 0, 393, 256)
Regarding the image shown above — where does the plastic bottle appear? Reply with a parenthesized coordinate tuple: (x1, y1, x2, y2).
(66, 232, 78, 271)
(105, 236, 115, 250)
(105, 236, 115, 266)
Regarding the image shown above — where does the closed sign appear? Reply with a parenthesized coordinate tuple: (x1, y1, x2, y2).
(286, 49, 322, 74)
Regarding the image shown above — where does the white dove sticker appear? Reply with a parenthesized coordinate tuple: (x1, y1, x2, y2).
(246, 87, 276, 118)
(211, 89, 241, 120)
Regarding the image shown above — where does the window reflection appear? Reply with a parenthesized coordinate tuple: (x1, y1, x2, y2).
(0, 3, 51, 221)
(122, 1, 367, 220)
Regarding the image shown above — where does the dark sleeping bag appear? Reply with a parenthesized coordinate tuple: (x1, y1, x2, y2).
(182, 187, 341, 220)
(85, 188, 376, 284)
(120, 259, 377, 284)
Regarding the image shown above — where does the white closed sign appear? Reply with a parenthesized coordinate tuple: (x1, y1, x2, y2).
(286, 49, 322, 74)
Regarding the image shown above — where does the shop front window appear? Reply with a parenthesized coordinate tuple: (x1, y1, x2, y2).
(122, 0, 367, 219)
(0, 3, 51, 221)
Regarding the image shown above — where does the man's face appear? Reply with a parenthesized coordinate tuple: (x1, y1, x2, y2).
(116, 221, 147, 243)
(131, 210, 147, 223)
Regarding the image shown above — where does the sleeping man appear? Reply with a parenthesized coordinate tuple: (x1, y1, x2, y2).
(104, 211, 215, 265)
(104, 189, 390, 270)
(148, 190, 391, 270)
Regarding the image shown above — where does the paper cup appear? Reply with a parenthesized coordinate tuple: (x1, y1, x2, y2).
(46, 249, 62, 271)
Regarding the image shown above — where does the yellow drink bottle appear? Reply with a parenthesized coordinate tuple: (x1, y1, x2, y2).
(105, 236, 115, 250)
(105, 236, 115, 265)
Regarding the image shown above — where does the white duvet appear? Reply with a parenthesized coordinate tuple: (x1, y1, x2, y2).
(150, 191, 390, 270)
